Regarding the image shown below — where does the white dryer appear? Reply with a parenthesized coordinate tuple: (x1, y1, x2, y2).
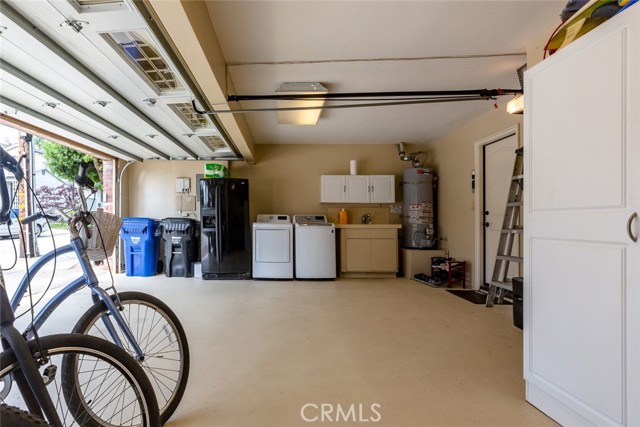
(252, 214, 294, 279)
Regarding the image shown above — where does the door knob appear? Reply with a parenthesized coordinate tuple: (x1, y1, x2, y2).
(484, 222, 490, 228)
(484, 210, 489, 215)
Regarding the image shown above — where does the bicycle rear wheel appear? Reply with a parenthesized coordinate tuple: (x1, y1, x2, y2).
(0, 334, 160, 427)
(73, 291, 189, 424)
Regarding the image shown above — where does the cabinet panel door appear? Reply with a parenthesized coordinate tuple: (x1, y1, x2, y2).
(370, 175, 395, 203)
(346, 175, 370, 203)
(345, 239, 371, 271)
(370, 239, 397, 272)
(321, 175, 345, 202)
(524, 9, 640, 427)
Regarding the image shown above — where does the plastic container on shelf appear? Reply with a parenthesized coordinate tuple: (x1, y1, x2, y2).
(339, 209, 348, 224)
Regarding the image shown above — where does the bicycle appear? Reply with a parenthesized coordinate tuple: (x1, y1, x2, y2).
(0, 147, 189, 424)
(1, 279, 161, 427)
(0, 153, 160, 426)
(1, 403, 50, 426)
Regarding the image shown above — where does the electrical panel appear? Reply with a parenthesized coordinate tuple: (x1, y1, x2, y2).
(176, 177, 190, 193)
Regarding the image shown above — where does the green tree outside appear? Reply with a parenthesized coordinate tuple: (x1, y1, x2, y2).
(35, 137, 102, 186)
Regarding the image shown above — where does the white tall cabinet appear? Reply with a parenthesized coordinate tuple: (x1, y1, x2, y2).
(524, 7, 639, 427)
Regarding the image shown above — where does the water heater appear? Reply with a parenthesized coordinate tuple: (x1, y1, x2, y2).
(402, 168, 436, 248)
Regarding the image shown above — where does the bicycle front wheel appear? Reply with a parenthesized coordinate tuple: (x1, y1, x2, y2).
(0, 334, 160, 427)
(1, 403, 50, 426)
(73, 291, 189, 424)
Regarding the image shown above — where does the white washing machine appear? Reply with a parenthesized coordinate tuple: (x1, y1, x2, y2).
(252, 214, 294, 279)
(293, 215, 336, 280)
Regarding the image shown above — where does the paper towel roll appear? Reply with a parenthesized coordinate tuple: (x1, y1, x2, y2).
(350, 160, 357, 175)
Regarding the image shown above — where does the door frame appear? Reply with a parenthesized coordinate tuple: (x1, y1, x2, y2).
(473, 124, 519, 290)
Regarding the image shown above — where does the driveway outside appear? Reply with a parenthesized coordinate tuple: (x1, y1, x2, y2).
(1, 226, 117, 322)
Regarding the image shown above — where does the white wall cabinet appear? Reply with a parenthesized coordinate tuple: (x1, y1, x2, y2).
(320, 175, 346, 202)
(524, 8, 639, 427)
(320, 175, 395, 203)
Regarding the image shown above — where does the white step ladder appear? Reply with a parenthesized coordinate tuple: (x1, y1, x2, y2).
(486, 147, 523, 307)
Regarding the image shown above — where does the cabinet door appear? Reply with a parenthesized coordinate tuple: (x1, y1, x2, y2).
(345, 175, 370, 203)
(524, 9, 640, 427)
(320, 175, 345, 202)
(344, 238, 371, 271)
(371, 238, 397, 272)
(370, 175, 395, 203)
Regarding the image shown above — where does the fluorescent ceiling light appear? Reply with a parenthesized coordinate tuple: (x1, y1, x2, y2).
(275, 82, 327, 125)
(506, 94, 524, 114)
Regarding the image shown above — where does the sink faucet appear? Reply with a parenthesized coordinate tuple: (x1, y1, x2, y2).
(361, 213, 372, 224)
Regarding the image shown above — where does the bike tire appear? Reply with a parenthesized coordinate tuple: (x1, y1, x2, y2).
(72, 291, 189, 424)
(1, 403, 51, 426)
(0, 334, 160, 427)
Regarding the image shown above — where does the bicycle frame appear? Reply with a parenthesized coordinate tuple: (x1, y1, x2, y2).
(1, 271, 62, 426)
(9, 237, 144, 359)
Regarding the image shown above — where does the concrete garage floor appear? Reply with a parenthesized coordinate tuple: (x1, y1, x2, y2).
(10, 274, 558, 427)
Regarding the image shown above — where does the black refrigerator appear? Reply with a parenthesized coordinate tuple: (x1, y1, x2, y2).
(200, 178, 251, 279)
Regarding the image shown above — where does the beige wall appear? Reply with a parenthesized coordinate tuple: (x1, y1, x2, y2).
(124, 109, 521, 285)
(428, 105, 522, 286)
(229, 144, 422, 222)
(125, 160, 227, 219)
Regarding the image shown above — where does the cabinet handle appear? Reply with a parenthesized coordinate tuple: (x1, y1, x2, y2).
(628, 212, 638, 243)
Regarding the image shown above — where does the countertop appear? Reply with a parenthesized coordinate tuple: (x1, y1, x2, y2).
(334, 224, 402, 229)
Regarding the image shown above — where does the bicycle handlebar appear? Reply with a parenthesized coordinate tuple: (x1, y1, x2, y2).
(0, 147, 24, 224)
(22, 212, 60, 225)
(0, 147, 24, 181)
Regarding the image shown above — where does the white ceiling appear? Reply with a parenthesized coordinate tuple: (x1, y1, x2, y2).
(205, 0, 565, 145)
(0, 0, 566, 162)
(0, 0, 237, 160)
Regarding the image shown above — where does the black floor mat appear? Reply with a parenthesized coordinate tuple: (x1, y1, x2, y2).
(446, 290, 512, 305)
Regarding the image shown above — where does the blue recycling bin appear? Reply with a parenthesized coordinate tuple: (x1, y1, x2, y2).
(121, 217, 162, 277)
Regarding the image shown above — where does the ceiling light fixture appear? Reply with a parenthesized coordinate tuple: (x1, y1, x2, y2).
(275, 82, 327, 125)
(507, 64, 526, 114)
(506, 94, 524, 114)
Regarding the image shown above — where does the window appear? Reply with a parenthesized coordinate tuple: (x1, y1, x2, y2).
(199, 136, 226, 150)
(169, 103, 212, 131)
(105, 31, 184, 93)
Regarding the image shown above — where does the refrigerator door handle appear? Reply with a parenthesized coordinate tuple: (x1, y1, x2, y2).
(216, 185, 222, 264)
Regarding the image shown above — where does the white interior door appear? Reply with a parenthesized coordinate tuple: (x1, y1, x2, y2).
(483, 134, 519, 285)
(524, 9, 640, 427)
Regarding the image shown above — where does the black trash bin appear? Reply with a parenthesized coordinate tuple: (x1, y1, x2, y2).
(512, 277, 523, 330)
(160, 218, 198, 278)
